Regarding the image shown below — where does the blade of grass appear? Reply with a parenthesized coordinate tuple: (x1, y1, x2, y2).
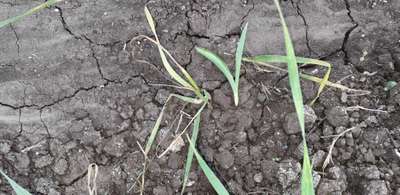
(144, 6, 200, 96)
(181, 114, 201, 194)
(144, 6, 192, 90)
(233, 22, 248, 106)
(274, 0, 305, 136)
(196, 47, 234, 86)
(132, 35, 201, 96)
(0, 0, 61, 29)
(196, 47, 236, 98)
(0, 170, 32, 195)
(301, 145, 314, 195)
(196, 23, 248, 106)
(247, 55, 331, 104)
(144, 105, 164, 156)
(243, 57, 369, 95)
(273, 0, 314, 194)
(186, 135, 229, 195)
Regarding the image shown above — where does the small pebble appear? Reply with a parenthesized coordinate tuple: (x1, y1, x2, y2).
(253, 172, 263, 183)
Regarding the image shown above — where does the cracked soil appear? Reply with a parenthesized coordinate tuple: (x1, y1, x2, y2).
(1, 0, 400, 194)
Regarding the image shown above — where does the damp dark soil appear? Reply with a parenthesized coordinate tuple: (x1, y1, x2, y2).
(1, 0, 400, 194)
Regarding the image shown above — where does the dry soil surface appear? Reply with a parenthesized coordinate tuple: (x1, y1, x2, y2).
(1, 0, 400, 194)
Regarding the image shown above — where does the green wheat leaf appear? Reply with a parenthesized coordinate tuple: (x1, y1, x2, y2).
(233, 22, 248, 105)
(302, 142, 314, 195)
(196, 47, 235, 86)
(186, 135, 229, 195)
(244, 56, 359, 93)
(248, 55, 331, 104)
(196, 47, 236, 102)
(181, 114, 201, 194)
(273, 0, 314, 194)
(0, 0, 61, 29)
(196, 23, 248, 106)
(181, 91, 209, 194)
(0, 170, 32, 195)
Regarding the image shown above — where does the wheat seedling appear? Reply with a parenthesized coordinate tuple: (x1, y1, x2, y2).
(140, 6, 230, 195)
(196, 23, 248, 106)
(271, 0, 314, 193)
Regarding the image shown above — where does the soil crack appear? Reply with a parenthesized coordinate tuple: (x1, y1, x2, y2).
(55, 6, 82, 41)
(341, 0, 359, 65)
(0, 101, 38, 110)
(290, 0, 316, 56)
(240, 0, 255, 27)
(59, 171, 87, 187)
(88, 45, 108, 82)
(9, 24, 20, 55)
(0, 74, 146, 112)
(55, 6, 122, 48)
